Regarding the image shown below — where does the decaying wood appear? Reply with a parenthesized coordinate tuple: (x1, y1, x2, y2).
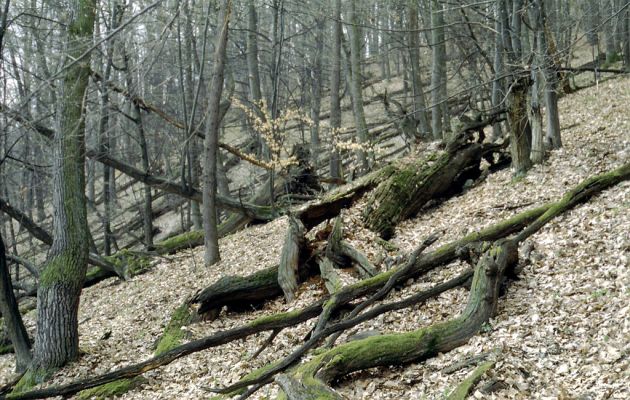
(446, 360, 496, 400)
(317, 256, 341, 295)
(220, 163, 629, 398)
(192, 200, 548, 320)
(278, 216, 307, 302)
(325, 217, 377, 278)
(362, 138, 504, 239)
(7, 163, 627, 400)
(2, 201, 552, 399)
(191, 262, 319, 319)
(212, 268, 477, 396)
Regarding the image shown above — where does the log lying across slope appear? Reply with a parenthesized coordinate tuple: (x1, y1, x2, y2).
(192, 132, 507, 315)
(363, 139, 504, 239)
(215, 162, 630, 398)
(4, 163, 626, 400)
(275, 240, 517, 400)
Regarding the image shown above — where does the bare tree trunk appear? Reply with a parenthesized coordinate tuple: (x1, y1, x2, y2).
(511, 0, 523, 60)
(329, 0, 342, 185)
(310, 13, 324, 168)
(529, 6, 545, 165)
(491, 3, 504, 142)
(348, 0, 370, 173)
(508, 78, 532, 176)
(538, 0, 562, 149)
(408, 0, 430, 138)
(604, 0, 618, 63)
(0, 232, 31, 372)
(123, 49, 153, 250)
(431, 0, 447, 140)
(202, 0, 231, 266)
(98, 0, 121, 256)
(624, 5, 630, 71)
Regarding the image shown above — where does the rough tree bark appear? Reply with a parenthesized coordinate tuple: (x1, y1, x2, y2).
(15, 0, 95, 388)
(328, 0, 343, 184)
(408, 0, 430, 138)
(277, 216, 307, 302)
(363, 131, 505, 239)
(348, 0, 370, 172)
(507, 77, 533, 176)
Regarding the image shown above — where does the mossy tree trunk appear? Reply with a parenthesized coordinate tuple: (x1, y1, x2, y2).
(277, 241, 517, 399)
(362, 140, 493, 239)
(23, 0, 95, 385)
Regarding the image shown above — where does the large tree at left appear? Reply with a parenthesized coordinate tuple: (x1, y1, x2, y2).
(17, 0, 95, 387)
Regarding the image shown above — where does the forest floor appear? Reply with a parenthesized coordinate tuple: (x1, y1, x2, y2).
(1, 75, 629, 399)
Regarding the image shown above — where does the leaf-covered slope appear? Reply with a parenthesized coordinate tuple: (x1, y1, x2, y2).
(0, 77, 628, 399)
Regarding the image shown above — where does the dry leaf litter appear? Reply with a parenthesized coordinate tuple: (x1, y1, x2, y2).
(0, 77, 628, 400)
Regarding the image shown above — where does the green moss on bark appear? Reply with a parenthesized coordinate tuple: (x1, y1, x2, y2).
(248, 309, 303, 328)
(445, 360, 495, 400)
(154, 231, 204, 254)
(154, 304, 193, 355)
(76, 378, 141, 400)
(103, 250, 152, 278)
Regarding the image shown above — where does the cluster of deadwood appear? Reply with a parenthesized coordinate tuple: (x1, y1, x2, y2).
(2, 132, 628, 399)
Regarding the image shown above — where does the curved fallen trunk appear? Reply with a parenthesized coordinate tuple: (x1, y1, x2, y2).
(7, 162, 626, 400)
(191, 202, 547, 319)
(276, 240, 517, 399)
(223, 162, 630, 398)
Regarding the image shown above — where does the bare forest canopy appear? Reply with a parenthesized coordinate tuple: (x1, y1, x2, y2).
(0, 0, 629, 399)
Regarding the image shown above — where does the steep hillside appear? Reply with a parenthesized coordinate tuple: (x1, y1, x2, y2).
(1, 75, 628, 399)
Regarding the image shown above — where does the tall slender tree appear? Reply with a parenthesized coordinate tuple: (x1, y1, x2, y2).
(348, 0, 369, 172)
(329, 0, 342, 184)
(203, 0, 231, 266)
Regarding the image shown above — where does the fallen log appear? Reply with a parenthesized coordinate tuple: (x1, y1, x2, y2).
(191, 201, 548, 319)
(221, 162, 630, 398)
(3, 164, 627, 400)
(258, 241, 517, 400)
(362, 139, 503, 239)
(0, 202, 551, 400)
